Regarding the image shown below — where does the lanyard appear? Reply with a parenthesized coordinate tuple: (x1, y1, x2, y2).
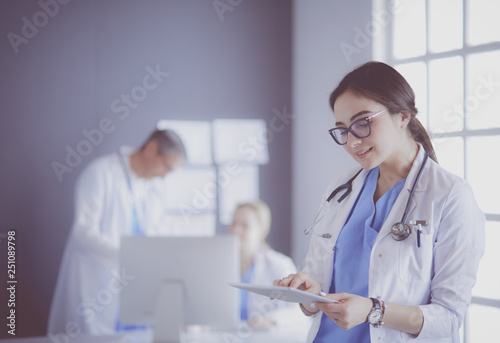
(117, 151, 143, 236)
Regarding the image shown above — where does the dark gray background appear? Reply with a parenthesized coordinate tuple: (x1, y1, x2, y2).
(0, 0, 370, 337)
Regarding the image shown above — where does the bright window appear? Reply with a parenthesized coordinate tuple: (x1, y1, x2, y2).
(374, 0, 500, 341)
(156, 119, 268, 236)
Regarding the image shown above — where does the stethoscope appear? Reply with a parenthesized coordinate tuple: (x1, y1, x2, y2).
(304, 150, 429, 245)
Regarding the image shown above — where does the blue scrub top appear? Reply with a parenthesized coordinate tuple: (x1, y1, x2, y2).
(240, 263, 255, 321)
(314, 167, 405, 343)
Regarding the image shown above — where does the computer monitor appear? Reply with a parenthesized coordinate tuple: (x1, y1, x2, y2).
(120, 235, 240, 342)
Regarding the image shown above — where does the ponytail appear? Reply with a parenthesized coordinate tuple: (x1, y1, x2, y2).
(408, 117, 438, 163)
(329, 61, 439, 163)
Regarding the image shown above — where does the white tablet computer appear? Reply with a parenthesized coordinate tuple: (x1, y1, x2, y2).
(229, 283, 338, 304)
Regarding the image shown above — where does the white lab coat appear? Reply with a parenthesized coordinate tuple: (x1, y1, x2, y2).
(302, 145, 485, 343)
(245, 246, 312, 334)
(48, 147, 167, 336)
(245, 247, 297, 322)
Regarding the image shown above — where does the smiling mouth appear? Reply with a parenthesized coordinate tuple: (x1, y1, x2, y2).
(356, 148, 372, 157)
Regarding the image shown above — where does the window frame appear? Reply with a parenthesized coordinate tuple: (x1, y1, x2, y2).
(373, 0, 500, 341)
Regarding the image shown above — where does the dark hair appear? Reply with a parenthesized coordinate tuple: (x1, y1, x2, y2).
(141, 129, 187, 159)
(329, 61, 438, 163)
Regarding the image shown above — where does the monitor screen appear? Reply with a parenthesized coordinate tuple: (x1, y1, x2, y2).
(120, 235, 240, 331)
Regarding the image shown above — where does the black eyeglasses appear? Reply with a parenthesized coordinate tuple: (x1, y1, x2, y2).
(328, 108, 388, 145)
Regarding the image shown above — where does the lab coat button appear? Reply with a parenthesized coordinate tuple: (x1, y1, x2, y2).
(378, 336, 383, 341)
(378, 253, 382, 258)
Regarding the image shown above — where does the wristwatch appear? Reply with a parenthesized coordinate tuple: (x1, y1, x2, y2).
(366, 298, 385, 328)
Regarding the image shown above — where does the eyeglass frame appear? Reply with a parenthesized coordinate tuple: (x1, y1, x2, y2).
(328, 108, 389, 145)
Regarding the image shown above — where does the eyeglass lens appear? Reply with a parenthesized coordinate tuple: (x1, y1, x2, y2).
(332, 118, 371, 144)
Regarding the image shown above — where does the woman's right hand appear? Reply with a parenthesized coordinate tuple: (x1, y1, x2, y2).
(273, 271, 322, 314)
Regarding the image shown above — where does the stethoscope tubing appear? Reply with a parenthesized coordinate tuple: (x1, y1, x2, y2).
(398, 150, 429, 224)
(305, 149, 430, 241)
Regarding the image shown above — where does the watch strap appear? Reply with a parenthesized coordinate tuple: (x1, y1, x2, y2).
(366, 297, 384, 327)
(375, 300, 387, 328)
(370, 297, 381, 310)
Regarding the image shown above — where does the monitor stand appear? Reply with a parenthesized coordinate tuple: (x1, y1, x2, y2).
(154, 280, 185, 343)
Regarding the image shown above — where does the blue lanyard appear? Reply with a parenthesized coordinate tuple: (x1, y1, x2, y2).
(117, 151, 142, 236)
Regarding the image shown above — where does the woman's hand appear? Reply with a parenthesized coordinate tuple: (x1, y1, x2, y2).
(273, 271, 322, 314)
(273, 271, 322, 293)
(314, 293, 372, 330)
(248, 315, 277, 329)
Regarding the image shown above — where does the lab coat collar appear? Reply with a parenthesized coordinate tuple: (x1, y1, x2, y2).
(118, 146, 133, 164)
(117, 146, 139, 180)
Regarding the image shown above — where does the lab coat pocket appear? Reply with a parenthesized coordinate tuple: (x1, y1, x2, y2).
(397, 227, 434, 283)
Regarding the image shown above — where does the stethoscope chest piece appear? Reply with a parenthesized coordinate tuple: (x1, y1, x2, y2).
(391, 222, 411, 241)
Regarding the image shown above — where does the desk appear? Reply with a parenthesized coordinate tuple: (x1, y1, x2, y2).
(0, 336, 126, 343)
(0, 325, 310, 343)
(184, 325, 310, 343)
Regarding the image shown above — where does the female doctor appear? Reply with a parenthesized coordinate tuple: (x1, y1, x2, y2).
(229, 200, 300, 328)
(274, 61, 485, 342)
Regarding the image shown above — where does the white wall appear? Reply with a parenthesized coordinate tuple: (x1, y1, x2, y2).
(291, 0, 373, 266)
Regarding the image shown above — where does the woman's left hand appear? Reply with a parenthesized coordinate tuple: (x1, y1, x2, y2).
(248, 315, 277, 329)
(314, 293, 373, 330)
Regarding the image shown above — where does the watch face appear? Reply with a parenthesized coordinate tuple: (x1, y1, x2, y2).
(368, 309, 382, 324)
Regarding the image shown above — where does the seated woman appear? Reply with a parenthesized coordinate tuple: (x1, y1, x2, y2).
(229, 200, 301, 329)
